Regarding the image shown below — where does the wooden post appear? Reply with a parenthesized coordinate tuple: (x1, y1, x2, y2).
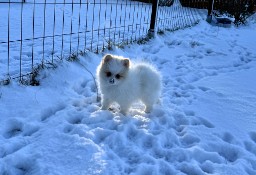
(148, 0, 158, 37)
(207, 0, 214, 23)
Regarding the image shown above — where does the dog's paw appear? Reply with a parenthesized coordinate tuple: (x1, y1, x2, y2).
(100, 106, 108, 111)
(145, 110, 151, 114)
(145, 106, 153, 113)
(120, 109, 129, 115)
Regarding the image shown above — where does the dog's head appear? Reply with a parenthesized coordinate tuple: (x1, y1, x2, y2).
(99, 54, 130, 86)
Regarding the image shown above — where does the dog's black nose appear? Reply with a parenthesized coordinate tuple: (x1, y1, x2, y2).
(109, 78, 115, 84)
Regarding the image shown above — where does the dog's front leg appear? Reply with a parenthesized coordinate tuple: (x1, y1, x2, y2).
(101, 96, 111, 110)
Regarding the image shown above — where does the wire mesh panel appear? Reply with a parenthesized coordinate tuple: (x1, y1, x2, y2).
(156, 0, 206, 32)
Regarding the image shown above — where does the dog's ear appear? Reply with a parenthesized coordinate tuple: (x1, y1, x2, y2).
(123, 59, 130, 68)
(103, 54, 112, 63)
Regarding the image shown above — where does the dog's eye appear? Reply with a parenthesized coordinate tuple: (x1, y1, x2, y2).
(106, 72, 112, 77)
(115, 74, 122, 79)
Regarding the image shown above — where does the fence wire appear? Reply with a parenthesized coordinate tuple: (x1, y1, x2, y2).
(157, 0, 205, 32)
(0, 0, 206, 83)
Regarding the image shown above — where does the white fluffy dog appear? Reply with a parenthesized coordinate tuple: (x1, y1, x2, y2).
(96, 54, 161, 114)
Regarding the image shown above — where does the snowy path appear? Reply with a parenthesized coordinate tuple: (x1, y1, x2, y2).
(1, 19, 256, 175)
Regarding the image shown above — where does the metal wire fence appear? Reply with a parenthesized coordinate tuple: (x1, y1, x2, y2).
(0, 0, 206, 84)
(157, 0, 205, 32)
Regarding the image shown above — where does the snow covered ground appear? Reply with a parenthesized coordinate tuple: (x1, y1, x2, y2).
(1, 15, 256, 174)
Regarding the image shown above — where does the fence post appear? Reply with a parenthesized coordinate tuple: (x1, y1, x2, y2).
(206, 0, 214, 23)
(148, 0, 158, 37)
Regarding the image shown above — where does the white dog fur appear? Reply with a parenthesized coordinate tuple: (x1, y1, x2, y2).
(96, 54, 161, 114)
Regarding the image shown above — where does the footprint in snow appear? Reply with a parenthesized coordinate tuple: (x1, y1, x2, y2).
(198, 86, 211, 92)
(190, 117, 215, 129)
(173, 112, 189, 126)
(240, 55, 252, 64)
(244, 141, 256, 156)
(178, 162, 205, 175)
(249, 132, 256, 143)
(186, 53, 203, 59)
(6, 155, 39, 175)
(219, 132, 236, 144)
(184, 110, 195, 116)
(3, 119, 24, 139)
(175, 125, 186, 137)
(73, 79, 98, 99)
(180, 133, 200, 148)
(72, 80, 87, 95)
(142, 44, 163, 54)
(141, 135, 156, 149)
(161, 133, 179, 149)
(3, 119, 40, 139)
(243, 132, 256, 156)
(0, 138, 31, 159)
(40, 103, 66, 122)
(189, 40, 204, 48)
(66, 114, 83, 125)
(63, 124, 74, 134)
(165, 40, 182, 47)
(205, 143, 241, 163)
